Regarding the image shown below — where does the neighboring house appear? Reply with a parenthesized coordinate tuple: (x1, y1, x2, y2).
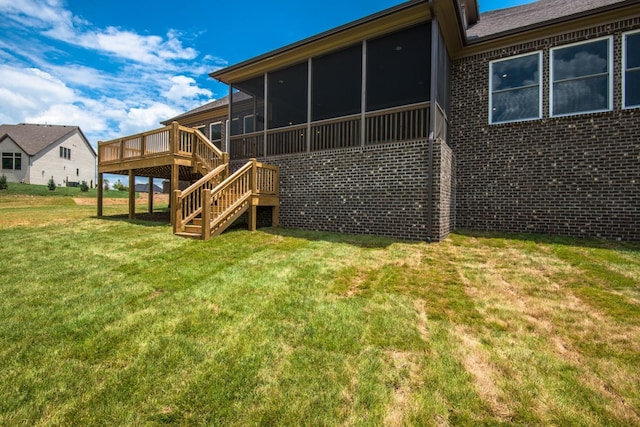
(134, 183, 163, 193)
(101, 0, 639, 241)
(0, 123, 97, 187)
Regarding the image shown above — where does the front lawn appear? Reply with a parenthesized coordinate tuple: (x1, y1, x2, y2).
(0, 194, 638, 425)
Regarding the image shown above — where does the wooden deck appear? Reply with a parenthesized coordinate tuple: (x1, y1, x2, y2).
(97, 122, 279, 239)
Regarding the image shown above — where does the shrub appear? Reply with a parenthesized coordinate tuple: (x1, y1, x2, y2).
(0, 175, 7, 190)
(80, 180, 89, 192)
(48, 178, 56, 191)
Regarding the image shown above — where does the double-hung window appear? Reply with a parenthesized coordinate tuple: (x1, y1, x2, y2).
(551, 37, 612, 116)
(623, 31, 640, 109)
(210, 122, 222, 148)
(489, 52, 542, 124)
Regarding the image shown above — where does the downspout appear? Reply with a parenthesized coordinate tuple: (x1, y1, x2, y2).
(426, 0, 437, 242)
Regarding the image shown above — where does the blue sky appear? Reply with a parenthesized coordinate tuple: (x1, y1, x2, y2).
(0, 0, 534, 149)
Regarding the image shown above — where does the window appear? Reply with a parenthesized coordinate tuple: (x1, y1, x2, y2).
(243, 115, 254, 133)
(76, 168, 79, 177)
(60, 147, 71, 159)
(489, 52, 542, 124)
(312, 44, 362, 121)
(551, 37, 612, 116)
(268, 61, 308, 129)
(231, 76, 265, 136)
(210, 122, 222, 148)
(623, 31, 640, 109)
(366, 23, 431, 111)
(2, 152, 21, 170)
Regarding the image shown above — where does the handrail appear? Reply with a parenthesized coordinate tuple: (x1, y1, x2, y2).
(176, 164, 228, 228)
(185, 159, 279, 238)
(98, 122, 229, 168)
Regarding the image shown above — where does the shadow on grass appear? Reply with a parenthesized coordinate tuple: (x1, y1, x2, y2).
(454, 228, 640, 253)
(95, 211, 171, 228)
(259, 226, 413, 249)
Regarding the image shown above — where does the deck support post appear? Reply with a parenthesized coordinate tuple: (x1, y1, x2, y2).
(170, 163, 179, 230)
(202, 189, 212, 240)
(173, 190, 181, 234)
(97, 172, 103, 217)
(128, 170, 135, 220)
(248, 158, 258, 231)
(148, 177, 154, 214)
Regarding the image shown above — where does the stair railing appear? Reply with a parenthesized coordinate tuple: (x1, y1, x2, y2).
(174, 164, 228, 233)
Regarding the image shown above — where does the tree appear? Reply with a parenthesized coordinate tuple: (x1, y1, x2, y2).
(48, 178, 56, 191)
(103, 179, 110, 191)
(0, 175, 7, 190)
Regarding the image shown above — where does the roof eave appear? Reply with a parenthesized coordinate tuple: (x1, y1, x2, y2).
(210, 0, 430, 84)
(461, 0, 640, 56)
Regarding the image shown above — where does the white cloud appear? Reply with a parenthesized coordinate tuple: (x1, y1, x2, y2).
(0, 1, 224, 146)
(163, 76, 212, 103)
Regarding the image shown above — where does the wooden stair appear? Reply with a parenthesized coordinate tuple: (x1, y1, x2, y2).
(174, 158, 279, 240)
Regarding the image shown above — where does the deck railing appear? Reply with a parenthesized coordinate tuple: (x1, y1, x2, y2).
(174, 158, 279, 238)
(228, 102, 429, 159)
(98, 122, 227, 169)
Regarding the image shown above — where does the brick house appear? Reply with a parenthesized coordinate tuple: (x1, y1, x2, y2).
(1, 123, 97, 187)
(102, 0, 639, 241)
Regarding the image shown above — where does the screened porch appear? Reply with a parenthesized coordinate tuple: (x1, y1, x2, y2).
(225, 21, 451, 159)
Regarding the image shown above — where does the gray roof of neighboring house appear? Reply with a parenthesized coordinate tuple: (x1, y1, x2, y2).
(468, 0, 633, 40)
(0, 123, 95, 156)
(134, 183, 163, 193)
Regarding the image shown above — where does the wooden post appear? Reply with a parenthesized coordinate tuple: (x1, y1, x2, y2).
(128, 170, 135, 220)
(97, 172, 103, 217)
(202, 189, 212, 240)
(248, 158, 258, 232)
(170, 164, 180, 231)
(171, 121, 180, 154)
(173, 190, 181, 234)
(250, 158, 257, 193)
(148, 176, 154, 214)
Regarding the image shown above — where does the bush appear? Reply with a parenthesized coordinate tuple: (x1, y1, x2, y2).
(0, 175, 7, 190)
(48, 178, 56, 191)
(113, 180, 128, 192)
(80, 180, 89, 192)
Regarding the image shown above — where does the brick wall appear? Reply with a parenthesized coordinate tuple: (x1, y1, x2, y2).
(431, 139, 455, 240)
(451, 19, 640, 241)
(231, 139, 439, 241)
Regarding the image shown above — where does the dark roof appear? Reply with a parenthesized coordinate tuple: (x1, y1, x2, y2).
(161, 92, 251, 125)
(134, 183, 163, 193)
(0, 123, 93, 156)
(162, 96, 230, 124)
(468, 0, 632, 40)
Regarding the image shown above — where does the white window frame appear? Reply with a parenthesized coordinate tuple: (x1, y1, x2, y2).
(209, 121, 222, 145)
(489, 51, 543, 124)
(623, 30, 640, 109)
(550, 36, 613, 118)
(243, 114, 254, 134)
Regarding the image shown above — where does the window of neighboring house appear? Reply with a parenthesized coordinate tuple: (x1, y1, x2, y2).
(489, 52, 542, 124)
(623, 30, 640, 109)
(76, 168, 79, 177)
(551, 37, 612, 116)
(60, 147, 71, 159)
(2, 152, 21, 170)
(210, 122, 222, 148)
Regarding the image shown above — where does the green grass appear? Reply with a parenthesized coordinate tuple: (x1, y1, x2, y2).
(0, 182, 130, 197)
(0, 192, 639, 425)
